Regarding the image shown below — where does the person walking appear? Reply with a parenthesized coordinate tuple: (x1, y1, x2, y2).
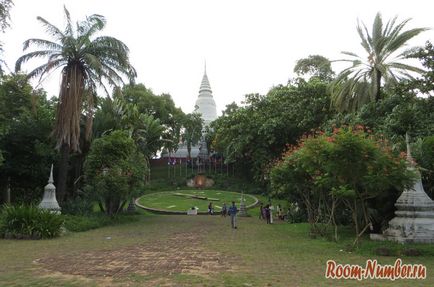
(208, 202, 214, 215)
(228, 201, 238, 229)
(221, 202, 228, 217)
(276, 204, 282, 220)
(259, 202, 264, 220)
(265, 204, 271, 224)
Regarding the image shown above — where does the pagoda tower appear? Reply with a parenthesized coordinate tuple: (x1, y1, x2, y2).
(194, 64, 217, 127)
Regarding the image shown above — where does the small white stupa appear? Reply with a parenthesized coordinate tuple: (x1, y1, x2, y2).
(371, 133, 434, 243)
(39, 164, 61, 214)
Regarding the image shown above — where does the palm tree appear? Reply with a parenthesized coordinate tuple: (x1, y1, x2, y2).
(331, 12, 428, 111)
(15, 7, 136, 201)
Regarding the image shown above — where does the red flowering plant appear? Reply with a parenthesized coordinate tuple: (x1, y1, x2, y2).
(270, 127, 415, 244)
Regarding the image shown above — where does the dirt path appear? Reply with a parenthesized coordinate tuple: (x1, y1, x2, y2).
(34, 220, 237, 284)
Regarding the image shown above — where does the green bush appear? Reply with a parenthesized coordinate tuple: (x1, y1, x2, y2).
(61, 196, 94, 215)
(270, 127, 414, 241)
(63, 213, 140, 232)
(63, 215, 106, 232)
(0, 205, 64, 239)
(84, 131, 147, 215)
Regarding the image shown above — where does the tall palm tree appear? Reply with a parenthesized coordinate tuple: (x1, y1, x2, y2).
(331, 12, 428, 111)
(15, 7, 136, 201)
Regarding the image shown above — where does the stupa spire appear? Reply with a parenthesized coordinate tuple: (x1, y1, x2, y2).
(195, 64, 217, 126)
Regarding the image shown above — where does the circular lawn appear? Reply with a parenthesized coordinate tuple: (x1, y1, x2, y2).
(136, 189, 258, 214)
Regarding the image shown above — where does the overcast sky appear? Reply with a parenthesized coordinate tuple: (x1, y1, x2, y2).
(2, 0, 433, 115)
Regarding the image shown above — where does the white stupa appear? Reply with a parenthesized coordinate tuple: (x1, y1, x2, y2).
(371, 133, 434, 243)
(194, 64, 217, 127)
(163, 65, 218, 158)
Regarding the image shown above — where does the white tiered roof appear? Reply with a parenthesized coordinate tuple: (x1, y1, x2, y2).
(194, 67, 217, 126)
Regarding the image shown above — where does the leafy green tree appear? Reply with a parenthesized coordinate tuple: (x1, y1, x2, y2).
(182, 112, 203, 158)
(221, 101, 239, 116)
(331, 12, 428, 111)
(407, 41, 434, 93)
(0, 74, 33, 128)
(84, 131, 147, 215)
(0, 0, 13, 74)
(0, 75, 56, 203)
(0, 0, 12, 32)
(93, 96, 165, 159)
(15, 7, 136, 201)
(294, 55, 334, 81)
(113, 84, 185, 153)
(211, 78, 332, 182)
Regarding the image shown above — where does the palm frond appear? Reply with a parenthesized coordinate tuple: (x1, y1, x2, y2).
(63, 6, 73, 37)
(22, 38, 62, 51)
(15, 50, 58, 72)
(36, 16, 65, 41)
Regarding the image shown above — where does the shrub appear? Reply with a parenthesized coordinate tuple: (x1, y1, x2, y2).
(270, 127, 414, 242)
(84, 131, 148, 215)
(61, 196, 94, 215)
(0, 205, 64, 239)
(63, 213, 140, 232)
(63, 215, 106, 232)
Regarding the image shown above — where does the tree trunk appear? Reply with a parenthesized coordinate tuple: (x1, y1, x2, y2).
(375, 69, 382, 102)
(57, 143, 70, 203)
(98, 200, 105, 213)
(187, 143, 191, 159)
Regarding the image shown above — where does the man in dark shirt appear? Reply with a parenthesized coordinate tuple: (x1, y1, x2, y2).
(228, 201, 238, 229)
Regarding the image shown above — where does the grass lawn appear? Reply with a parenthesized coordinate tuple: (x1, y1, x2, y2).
(137, 189, 257, 212)
(1, 212, 434, 286)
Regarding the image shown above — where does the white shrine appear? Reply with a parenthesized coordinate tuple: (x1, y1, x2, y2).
(163, 66, 218, 159)
(371, 133, 434, 243)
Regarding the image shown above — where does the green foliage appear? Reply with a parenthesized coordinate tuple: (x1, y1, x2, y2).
(61, 196, 94, 215)
(406, 41, 434, 93)
(294, 55, 334, 81)
(418, 136, 434, 197)
(211, 79, 332, 182)
(0, 0, 13, 75)
(111, 84, 185, 153)
(15, 7, 136, 152)
(0, 74, 32, 128)
(0, 0, 13, 32)
(0, 205, 63, 239)
(84, 131, 147, 215)
(62, 213, 139, 232)
(94, 96, 166, 159)
(0, 75, 56, 203)
(182, 112, 203, 158)
(270, 127, 413, 240)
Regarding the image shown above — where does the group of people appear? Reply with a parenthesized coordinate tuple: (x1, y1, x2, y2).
(259, 203, 285, 224)
(208, 201, 238, 229)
